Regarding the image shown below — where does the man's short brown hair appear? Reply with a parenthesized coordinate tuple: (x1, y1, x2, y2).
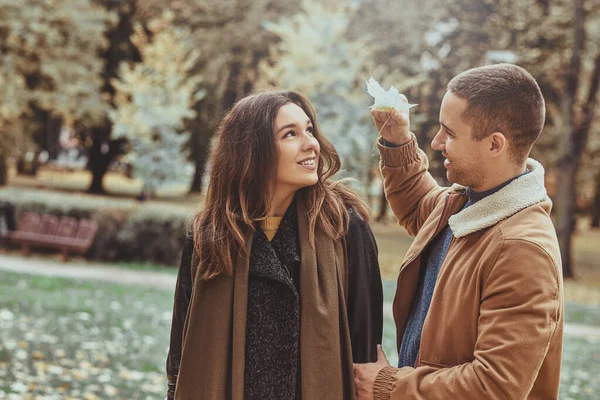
(447, 63, 545, 164)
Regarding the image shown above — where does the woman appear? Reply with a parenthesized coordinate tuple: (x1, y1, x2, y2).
(166, 90, 383, 400)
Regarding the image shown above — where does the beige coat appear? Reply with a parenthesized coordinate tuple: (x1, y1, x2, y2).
(374, 136, 564, 400)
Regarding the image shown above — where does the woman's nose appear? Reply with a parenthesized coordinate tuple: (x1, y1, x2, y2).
(302, 133, 319, 152)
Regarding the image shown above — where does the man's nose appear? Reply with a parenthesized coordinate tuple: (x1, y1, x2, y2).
(431, 131, 444, 151)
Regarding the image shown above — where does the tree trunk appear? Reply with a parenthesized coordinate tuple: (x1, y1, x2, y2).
(555, 49, 600, 276)
(0, 154, 7, 186)
(16, 157, 25, 174)
(101, 0, 139, 98)
(44, 116, 62, 160)
(30, 152, 40, 175)
(185, 46, 246, 195)
(554, 0, 589, 279)
(87, 132, 110, 194)
(87, 125, 127, 194)
(375, 185, 388, 222)
(28, 106, 62, 174)
(187, 93, 218, 194)
(554, 162, 577, 278)
(222, 46, 244, 110)
(189, 152, 208, 194)
(591, 173, 600, 228)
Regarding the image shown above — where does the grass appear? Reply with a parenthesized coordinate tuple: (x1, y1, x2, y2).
(565, 302, 600, 326)
(117, 262, 178, 275)
(561, 336, 600, 400)
(0, 271, 174, 400)
(0, 269, 599, 399)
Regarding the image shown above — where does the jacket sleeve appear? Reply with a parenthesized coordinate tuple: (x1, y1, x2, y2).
(346, 209, 384, 363)
(373, 239, 562, 400)
(166, 234, 195, 400)
(378, 134, 448, 236)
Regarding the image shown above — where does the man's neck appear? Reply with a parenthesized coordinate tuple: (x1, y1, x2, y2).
(471, 163, 527, 192)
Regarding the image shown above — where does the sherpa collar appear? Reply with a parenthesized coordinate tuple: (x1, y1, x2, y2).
(448, 158, 549, 238)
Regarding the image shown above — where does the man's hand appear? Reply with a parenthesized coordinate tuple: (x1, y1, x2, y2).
(353, 345, 391, 400)
(372, 96, 411, 146)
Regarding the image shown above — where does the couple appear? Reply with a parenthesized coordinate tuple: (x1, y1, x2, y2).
(166, 64, 564, 400)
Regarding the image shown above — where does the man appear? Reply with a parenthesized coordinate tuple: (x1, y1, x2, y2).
(354, 63, 564, 399)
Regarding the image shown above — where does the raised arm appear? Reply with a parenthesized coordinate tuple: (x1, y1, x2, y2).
(373, 109, 447, 236)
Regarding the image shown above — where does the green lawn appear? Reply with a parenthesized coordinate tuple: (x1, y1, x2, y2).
(0, 271, 174, 399)
(1, 270, 599, 399)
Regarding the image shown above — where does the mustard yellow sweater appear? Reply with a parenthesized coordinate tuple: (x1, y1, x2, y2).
(260, 216, 282, 241)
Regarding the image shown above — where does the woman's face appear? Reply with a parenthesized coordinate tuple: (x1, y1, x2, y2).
(273, 103, 320, 196)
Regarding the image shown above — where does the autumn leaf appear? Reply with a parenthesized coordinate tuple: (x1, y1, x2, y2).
(365, 76, 417, 112)
(365, 76, 417, 156)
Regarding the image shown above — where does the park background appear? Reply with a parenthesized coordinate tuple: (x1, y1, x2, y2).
(0, 0, 599, 399)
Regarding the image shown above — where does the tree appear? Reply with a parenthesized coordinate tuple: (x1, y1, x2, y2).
(553, 0, 600, 277)
(395, 0, 600, 277)
(591, 172, 600, 228)
(0, 125, 32, 186)
(110, 12, 203, 197)
(258, 0, 376, 189)
(0, 46, 29, 184)
(136, 0, 300, 194)
(0, 0, 114, 184)
(87, 0, 140, 194)
(354, 0, 600, 263)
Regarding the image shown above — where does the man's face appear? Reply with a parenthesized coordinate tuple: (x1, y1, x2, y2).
(431, 91, 489, 190)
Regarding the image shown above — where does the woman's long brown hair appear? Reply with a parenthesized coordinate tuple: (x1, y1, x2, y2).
(193, 90, 369, 280)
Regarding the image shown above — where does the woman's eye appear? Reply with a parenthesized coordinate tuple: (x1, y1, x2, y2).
(306, 126, 314, 136)
(283, 131, 295, 138)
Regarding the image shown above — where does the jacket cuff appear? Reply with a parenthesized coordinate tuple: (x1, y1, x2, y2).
(166, 380, 176, 400)
(373, 366, 398, 400)
(377, 133, 420, 167)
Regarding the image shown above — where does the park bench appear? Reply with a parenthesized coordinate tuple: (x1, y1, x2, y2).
(6, 212, 98, 261)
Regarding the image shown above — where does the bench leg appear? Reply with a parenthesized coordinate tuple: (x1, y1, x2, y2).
(22, 243, 31, 257)
(60, 248, 68, 262)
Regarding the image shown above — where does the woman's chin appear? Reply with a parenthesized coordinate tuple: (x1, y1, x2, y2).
(297, 177, 319, 190)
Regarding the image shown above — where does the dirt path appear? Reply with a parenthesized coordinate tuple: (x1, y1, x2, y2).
(0, 254, 176, 290)
(2, 253, 599, 339)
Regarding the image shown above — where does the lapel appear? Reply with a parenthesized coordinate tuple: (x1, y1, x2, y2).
(249, 202, 300, 292)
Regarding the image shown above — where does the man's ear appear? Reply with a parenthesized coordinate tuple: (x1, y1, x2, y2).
(488, 132, 508, 157)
